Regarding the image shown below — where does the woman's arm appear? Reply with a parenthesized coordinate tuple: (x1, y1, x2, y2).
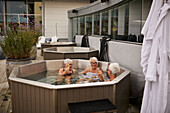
(107, 70, 116, 81)
(59, 68, 68, 76)
(97, 70, 104, 82)
(80, 67, 89, 74)
(73, 69, 77, 73)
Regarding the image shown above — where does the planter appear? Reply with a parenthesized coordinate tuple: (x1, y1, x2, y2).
(30, 45, 37, 60)
(6, 58, 32, 88)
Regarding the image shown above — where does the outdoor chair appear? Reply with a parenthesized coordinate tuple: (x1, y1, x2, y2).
(51, 36, 59, 42)
(37, 36, 46, 48)
(68, 99, 117, 113)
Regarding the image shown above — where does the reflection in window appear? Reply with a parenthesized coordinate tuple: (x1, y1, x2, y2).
(86, 15, 92, 35)
(6, 1, 26, 14)
(111, 8, 118, 39)
(94, 13, 100, 35)
(4, 1, 42, 32)
(0, 15, 3, 35)
(72, 18, 78, 41)
(124, 4, 129, 35)
(20, 15, 27, 24)
(28, 15, 42, 29)
(80, 17, 85, 35)
(6, 15, 18, 23)
(0, 1, 2, 13)
(28, 2, 42, 14)
(102, 11, 108, 35)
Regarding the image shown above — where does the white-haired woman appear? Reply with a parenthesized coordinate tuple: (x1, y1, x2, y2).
(81, 57, 104, 82)
(58, 59, 76, 84)
(107, 63, 120, 81)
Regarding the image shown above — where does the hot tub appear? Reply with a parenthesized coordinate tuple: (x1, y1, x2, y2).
(41, 42, 77, 55)
(9, 60, 130, 113)
(43, 47, 99, 60)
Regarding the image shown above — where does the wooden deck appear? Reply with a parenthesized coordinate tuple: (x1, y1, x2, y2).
(0, 50, 43, 113)
(0, 50, 139, 113)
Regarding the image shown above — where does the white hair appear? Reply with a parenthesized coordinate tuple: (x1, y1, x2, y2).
(90, 57, 98, 64)
(64, 59, 72, 65)
(109, 63, 120, 74)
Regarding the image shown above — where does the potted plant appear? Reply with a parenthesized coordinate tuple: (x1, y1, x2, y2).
(0, 24, 41, 87)
(29, 24, 42, 60)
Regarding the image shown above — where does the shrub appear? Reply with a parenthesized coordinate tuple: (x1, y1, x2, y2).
(0, 25, 41, 59)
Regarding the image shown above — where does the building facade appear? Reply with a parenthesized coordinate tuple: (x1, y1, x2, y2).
(68, 0, 152, 42)
(0, 0, 90, 38)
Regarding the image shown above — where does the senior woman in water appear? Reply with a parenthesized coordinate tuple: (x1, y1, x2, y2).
(81, 57, 104, 82)
(58, 59, 76, 84)
(107, 63, 120, 81)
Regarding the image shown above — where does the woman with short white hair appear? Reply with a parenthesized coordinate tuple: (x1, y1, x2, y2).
(81, 57, 104, 82)
(107, 63, 120, 81)
(58, 58, 76, 84)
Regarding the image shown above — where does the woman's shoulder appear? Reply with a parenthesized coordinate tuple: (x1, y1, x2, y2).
(73, 69, 77, 73)
(59, 68, 64, 72)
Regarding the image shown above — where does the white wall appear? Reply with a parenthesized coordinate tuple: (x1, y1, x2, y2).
(45, 0, 89, 38)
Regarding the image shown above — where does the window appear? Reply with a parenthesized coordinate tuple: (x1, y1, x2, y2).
(6, 1, 26, 14)
(86, 15, 92, 35)
(124, 4, 129, 36)
(102, 11, 108, 35)
(80, 16, 85, 35)
(94, 13, 100, 35)
(5, 1, 42, 32)
(72, 18, 78, 41)
(111, 8, 118, 39)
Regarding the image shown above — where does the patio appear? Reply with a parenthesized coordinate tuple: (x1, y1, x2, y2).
(0, 50, 139, 113)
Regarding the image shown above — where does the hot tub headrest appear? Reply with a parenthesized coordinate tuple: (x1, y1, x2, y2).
(46, 60, 117, 72)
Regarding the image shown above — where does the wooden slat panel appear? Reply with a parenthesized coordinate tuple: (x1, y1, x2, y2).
(40, 88, 45, 113)
(67, 89, 74, 103)
(73, 88, 80, 102)
(11, 82, 16, 113)
(22, 84, 27, 113)
(112, 85, 116, 104)
(108, 85, 113, 103)
(15, 82, 19, 113)
(97, 86, 104, 99)
(27, 85, 31, 113)
(50, 90, 56, 113)
(60, 89, 68, 113)
(79, 88, 86, 102)
(18, 83, 23, 113)
(35, 87, 40, 113)
(103, 85, 109, 100)
(57, 90, 61, 113)
(115, 75, 130, 113)
(31, 86, 36, 113)
(91, 86, 98, 100)
(44, 89, 50, 113)
(85, 87, 92, 101)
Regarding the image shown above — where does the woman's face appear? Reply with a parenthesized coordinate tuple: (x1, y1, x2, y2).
(65, 62, 72, 68)
(68, 62, 72, 68)
(90, 59, 97, 69)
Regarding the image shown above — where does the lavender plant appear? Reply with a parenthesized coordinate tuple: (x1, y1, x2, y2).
(0, 22, 42, 59)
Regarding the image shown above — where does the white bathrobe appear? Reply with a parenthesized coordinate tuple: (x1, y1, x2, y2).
(141, 1, 170, 113)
